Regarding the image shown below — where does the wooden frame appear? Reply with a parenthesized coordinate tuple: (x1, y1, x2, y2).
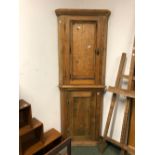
(98, 45, 135, 155)
(45, 138, 71, 155)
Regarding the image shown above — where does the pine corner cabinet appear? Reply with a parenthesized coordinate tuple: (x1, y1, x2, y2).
(55, 9, 111, 145)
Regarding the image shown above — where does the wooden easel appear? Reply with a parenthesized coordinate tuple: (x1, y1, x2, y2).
(98, 45, 135, 155)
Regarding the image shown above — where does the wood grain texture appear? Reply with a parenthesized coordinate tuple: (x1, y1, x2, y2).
(19, 99, 32, 128)
(23, 129, 62, 155)
(108, 86, 135, 98)
(19, 100, 67, 155)
(72, 140, 98, 146)
(98, 53, 126, 152)
(103, 53, 127, 137)
(128, 99, 135, 147)
(120, 52, 135, 144)
(56, 9, 110, 144)
(57, 14, 109, 85)
(68, 91, 96, 141)
(59, 85, 105, 89)
(71, 22, 96, 80)
(127, 48, 135, 152)
(45, 137, 71, 155)
(120, 47, 135, 155)
(55, 9, 111, 17)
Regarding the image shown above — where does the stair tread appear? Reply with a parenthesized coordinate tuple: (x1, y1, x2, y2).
(23, 128, 62, 155)
(20, 117, 43, 137)
(19, 99, 31, 111)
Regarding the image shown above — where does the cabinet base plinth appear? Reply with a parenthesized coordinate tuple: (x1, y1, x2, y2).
(72, 140, 98, 146)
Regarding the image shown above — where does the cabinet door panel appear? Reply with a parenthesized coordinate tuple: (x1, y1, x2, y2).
(67, 17, 100, 85)
(71, 22, 96, 80)
(68, 91, 96, 140)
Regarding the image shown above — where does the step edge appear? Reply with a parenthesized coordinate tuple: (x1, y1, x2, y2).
(20, 117, 43, 137)
(23, 129, 62, 155)
(19, 99, 31, 111)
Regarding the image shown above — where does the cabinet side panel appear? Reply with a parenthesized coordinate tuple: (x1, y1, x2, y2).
(60, 90, 68, 138)
(99, 16, 109, 85)
(58, 16, 64, 84)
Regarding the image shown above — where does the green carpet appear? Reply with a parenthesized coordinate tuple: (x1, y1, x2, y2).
(72, 144, 121, 155)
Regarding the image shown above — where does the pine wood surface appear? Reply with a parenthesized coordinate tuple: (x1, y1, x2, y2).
(120, 46, 135, 155)
(98, 50, 135, 155)
(108, 86, 135, 98)
(103, 53, 127, 137)
(56, 9, 110, 144)
(55, 9, 111, 17)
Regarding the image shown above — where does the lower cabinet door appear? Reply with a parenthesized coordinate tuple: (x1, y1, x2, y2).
(67, 91, 97, 141)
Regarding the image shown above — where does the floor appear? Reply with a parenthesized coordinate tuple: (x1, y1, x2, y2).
(72, 144, 121, 155)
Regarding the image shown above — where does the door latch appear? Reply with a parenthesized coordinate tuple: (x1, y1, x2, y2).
(95, 48, 100, 55)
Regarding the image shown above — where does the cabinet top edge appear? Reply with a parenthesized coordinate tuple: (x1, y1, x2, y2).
(55, 8, 111, 17)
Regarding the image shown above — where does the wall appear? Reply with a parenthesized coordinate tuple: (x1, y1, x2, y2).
(20, 0, 134, 141)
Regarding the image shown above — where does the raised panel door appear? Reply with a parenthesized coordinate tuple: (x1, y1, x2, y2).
(70, 21, 96, 83)
(65, 16, 102, 85)
(67, 91, 96, 141)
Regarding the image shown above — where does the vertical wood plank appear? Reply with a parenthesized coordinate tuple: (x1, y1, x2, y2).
(103, 53, 127, 137)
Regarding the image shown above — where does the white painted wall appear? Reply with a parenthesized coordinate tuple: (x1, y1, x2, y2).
(20, 0, 134, 141)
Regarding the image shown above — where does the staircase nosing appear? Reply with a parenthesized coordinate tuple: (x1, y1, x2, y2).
(20, 117, 43, 137)
(19, 99, 31, 111)
(23, 128, 62, 155)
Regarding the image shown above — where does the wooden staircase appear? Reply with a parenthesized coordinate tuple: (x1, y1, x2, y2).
(19, 99, 62, 155)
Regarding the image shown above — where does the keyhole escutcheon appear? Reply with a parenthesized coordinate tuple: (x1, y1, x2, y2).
(95, 48, 100, 55)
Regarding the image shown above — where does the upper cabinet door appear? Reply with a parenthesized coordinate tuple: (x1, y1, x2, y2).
(66, 16, 105, 85)
(69, 20, 97, 85)
(56, 9, 110, 85)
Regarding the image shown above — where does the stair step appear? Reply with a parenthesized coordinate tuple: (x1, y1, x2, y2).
(23, 128, 62, 155)
(20, 118, 43, 137)
(20, 99, 31, 111)
(20, 118, 44, 154)
(19, 99, 32, 127)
